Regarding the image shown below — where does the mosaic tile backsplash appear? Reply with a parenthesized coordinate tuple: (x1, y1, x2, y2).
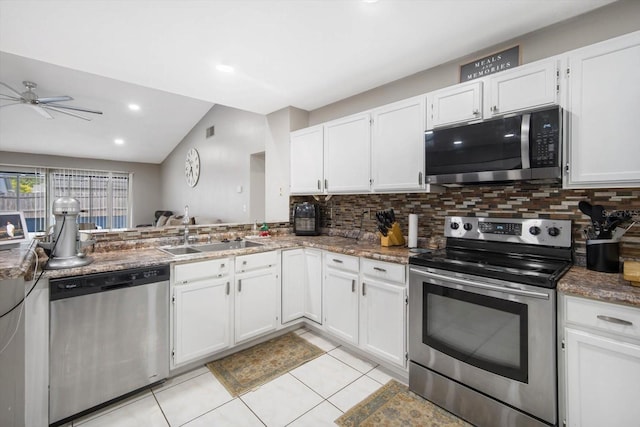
(291, 183, 640, 260)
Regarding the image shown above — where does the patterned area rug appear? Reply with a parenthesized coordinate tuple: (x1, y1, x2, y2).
(336, 379, 472, 427)
(206, 331, 324, 396)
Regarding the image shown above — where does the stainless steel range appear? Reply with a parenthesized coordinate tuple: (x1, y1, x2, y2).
(409, 216, 572, 427)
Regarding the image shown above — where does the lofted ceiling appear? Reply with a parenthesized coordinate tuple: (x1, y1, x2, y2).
(0, 0, 617, 164)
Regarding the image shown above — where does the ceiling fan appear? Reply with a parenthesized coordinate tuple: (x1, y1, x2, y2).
(0, 80, 103, 121)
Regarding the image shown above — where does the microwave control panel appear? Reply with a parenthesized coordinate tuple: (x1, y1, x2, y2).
(530, 108, 560, 168)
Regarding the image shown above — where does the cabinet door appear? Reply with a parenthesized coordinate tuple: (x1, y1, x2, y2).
(565, 32, 640, 187)
(304, 248, 322, 324)
(324, 268, 359, 344)
(360, 278, 406, 367)
(281, 249, 305, 324)
(235, 268, 279, 343)
(290, 125, 324, 194)
(173, 278, 231, 366)
(324, 113, 371, 193)
(565, 328, 640, 427)
(428, 81, 482, 128)
(487, 59, 558, 117)
(371, 97, 425, 192)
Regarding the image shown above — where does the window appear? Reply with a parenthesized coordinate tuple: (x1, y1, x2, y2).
(0, 171, 47, 232)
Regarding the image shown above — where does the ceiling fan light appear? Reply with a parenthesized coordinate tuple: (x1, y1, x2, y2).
(114, 138, 125, 145)
(128, 104, 140, 111)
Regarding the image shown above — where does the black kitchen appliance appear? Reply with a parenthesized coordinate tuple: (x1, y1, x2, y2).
(293, 202, 320, 236)
(425, 106, 561, 184)
(409, 216, 573, 427)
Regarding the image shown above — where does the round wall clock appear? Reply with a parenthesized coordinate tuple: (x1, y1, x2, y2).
(185, 148, 200, 187)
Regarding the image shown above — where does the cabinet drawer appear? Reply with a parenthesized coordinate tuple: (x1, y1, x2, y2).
(236, 251, 278, 273)
(361, 258, 405, 284)
(175, 258, 231, 283)
(324, 252, 359, 272)
(565, 296, 640, 341)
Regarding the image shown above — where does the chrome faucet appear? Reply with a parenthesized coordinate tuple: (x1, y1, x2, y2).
(182, 205, 190, 245)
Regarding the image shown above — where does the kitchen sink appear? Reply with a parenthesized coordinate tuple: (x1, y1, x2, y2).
(159, 239, 263, 256)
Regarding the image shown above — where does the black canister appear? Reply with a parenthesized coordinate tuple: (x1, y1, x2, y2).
(586, 239, 620, 273)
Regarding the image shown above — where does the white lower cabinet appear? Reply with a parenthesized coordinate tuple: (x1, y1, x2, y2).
(281, 248, 322, 325)
(360, 259, 407, 368)
(172, 258, 232, 367)
(235, 251, 280, 343)
(561, 295, 640, 427)
(324, 253, 360, 345)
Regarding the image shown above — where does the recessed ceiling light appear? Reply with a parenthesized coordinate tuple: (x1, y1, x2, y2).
(216, 64, 235, 73)
(114, 138, 125, 145)
(362, 0, 379, 3)
(128, 104, 140, 111)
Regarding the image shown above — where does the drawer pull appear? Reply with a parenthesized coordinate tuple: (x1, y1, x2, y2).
(238, 280, 242, 293)
(597, 315, 633, 326)
(373, 266, 387, 272)
(226, 282, 230, 295)
(362, 282, 366, 296)
(352, 279, 356, 293)
(332, 259, 344, 264)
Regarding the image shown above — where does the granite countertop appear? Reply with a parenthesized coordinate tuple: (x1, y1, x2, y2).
(0, 235, 413, 281)
(557, 265, 640, 308)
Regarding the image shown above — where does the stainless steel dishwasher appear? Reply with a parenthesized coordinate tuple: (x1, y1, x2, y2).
(49, 265, 170, 426)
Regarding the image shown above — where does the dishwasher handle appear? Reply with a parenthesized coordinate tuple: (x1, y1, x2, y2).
(102, 282, 135, 292)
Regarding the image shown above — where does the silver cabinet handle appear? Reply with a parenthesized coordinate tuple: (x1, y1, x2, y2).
(226, 281, 230, 295)
(324, 179, 328, 190)
(373, 266, 387, 272)
(352, 279, 356, 293)
(473, 109, 480, 116)
(238, 279, 242, 292)
(597, 315, 633, 326)
(362, 282, 366, 296)
(317, 179, 321, 190)
(418, 171, 423, 186)
(332, 258, 343, 264)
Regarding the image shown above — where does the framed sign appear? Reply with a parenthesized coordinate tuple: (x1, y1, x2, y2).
(460, 45, 520, 82)
(0, 211, 30, 250)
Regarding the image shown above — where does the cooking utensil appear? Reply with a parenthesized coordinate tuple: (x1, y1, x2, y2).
(578, 201, 593, 218)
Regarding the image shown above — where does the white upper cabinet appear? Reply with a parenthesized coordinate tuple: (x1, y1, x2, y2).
(427, 81, 483, 129)
(486, 58, 559, 117)
(290, 125, 324, 195)
(371, 96, 426, 192)
(324, 113, 371, 193)
(563, 31, 640, 188)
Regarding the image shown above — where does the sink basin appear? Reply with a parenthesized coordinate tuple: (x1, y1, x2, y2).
(159, 240, 263, 256)
(160, 246, 201, 256)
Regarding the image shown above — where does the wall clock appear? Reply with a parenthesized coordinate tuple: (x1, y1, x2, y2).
(185, 148, 200, 187)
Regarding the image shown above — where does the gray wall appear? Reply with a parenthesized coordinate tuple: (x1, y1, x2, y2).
(0, 151, 161, 227)
(309, 0, 640, 124)
(160, 104, 268, 224)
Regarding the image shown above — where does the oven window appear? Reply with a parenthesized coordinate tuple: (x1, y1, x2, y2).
(423, 283, 528, 383)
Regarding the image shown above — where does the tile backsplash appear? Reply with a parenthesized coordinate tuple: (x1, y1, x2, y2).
(291, 183, 640, 260)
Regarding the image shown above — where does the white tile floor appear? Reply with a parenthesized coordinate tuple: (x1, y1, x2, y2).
(66, 328, 404, 427)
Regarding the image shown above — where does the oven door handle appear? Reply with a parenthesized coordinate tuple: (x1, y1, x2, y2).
(409, 268, 550, 300)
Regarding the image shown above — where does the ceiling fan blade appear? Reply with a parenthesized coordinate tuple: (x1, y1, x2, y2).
(0, 94, 22, 102)
(42, 105, 92, 121)
(0, 101, 23, 108)
(38, 96, 74, 103)
(32, 105, 53, 119)
(45, 103, 103, 115)
(0, 81, 24, 98)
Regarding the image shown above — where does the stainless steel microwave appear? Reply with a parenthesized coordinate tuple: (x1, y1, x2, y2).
(425, 107, 561, 184)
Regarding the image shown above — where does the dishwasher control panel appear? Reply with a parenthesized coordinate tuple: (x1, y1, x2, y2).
(50, 265, 170, 301)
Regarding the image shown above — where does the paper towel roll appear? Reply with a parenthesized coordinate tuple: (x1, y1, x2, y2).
(408, 214, 418, 248)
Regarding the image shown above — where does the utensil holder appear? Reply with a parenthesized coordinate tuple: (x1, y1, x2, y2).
(380, 222, 405, 247)
(586, 239, 620, 273)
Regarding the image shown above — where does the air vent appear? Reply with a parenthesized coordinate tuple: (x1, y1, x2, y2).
(206, 125, 215, 138)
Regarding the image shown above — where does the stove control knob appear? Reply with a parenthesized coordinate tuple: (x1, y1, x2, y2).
(450, 222, 460, 230)
(463, 223, 473, 231)
(548, 227, 560, 237)
(529, 226, 541, 236)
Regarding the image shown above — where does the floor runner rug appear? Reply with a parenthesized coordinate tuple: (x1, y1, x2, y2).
(206, 331, 324, 396)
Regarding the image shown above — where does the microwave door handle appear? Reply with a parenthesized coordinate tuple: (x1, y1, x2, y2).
(521, 113, 531, 169)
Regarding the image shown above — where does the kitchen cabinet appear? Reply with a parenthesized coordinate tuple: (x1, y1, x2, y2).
(290, 125, 324, 194)
(234, 251, 280, 343)
(281, 248, 322, 324)
(563, 30, 640, 188)
(427, 80, 482, 129)
(172, 259, 232, 366)
(323, 252, 359, 344)
(371, 96, 426, 192)
(323, 113, 371, 193)
(560, 295, 640, 427)
(485, 58, 559, 117)
(360, 259, 407, 368)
